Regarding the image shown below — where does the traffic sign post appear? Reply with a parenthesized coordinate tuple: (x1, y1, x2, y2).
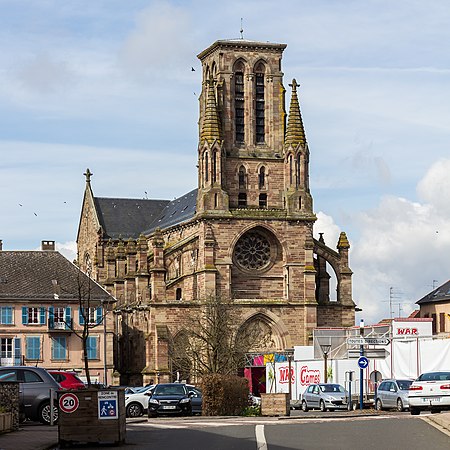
(59, 392, 80, 414)
(346, 337, 390, 346)
(359, 319, 365, 411)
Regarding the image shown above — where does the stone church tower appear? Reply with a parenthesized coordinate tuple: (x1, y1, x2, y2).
(77, 39, 355, 386)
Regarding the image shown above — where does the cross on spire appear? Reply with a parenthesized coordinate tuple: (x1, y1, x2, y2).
(84, 168, 93, 184)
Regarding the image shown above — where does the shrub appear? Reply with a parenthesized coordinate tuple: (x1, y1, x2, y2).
(200, 374, 249, 416)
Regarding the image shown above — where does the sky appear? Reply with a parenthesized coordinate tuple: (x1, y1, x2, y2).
(1, 0, 450, 324)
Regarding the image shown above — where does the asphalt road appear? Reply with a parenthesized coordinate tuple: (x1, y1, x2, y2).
(118, 414, 450, 450)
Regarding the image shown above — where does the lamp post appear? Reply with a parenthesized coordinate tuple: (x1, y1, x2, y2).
(320, 343, 332, 383)
(359, 318, 365, 410)
(102, 300, 108, 386)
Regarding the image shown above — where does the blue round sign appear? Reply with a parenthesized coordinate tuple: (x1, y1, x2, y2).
(358, 356, 369, 369)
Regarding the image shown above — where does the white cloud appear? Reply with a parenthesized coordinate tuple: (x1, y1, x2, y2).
(56, 241, 77, 263)
(350, 161, 450, 323)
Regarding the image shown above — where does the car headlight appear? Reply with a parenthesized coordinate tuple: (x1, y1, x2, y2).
(180, 398, 191, 404)
(149, 399, 159, 405)
(327, 396, 336, 401)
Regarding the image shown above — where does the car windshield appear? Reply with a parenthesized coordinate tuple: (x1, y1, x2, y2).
(417, 372, 450, 382)
(397, 380, 413, 390)
(319, 384, 345, 393)
(135, 385, 153, 394)
(154, 385, 186, 396)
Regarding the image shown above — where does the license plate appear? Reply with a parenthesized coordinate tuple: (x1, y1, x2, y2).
(422, 397, 440, 403)
(162, 405, 176, 410)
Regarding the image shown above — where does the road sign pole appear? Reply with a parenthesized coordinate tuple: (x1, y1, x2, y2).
(359, 319, 364, 411)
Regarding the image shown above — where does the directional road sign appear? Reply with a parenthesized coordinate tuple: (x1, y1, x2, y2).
(358, 356, 369, 369)
(347, 337, 390, 346)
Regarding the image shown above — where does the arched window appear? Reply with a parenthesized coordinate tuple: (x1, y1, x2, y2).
(298, 196, 302, 209)
(238, 166, 246, 189)
(296, 154, 301, 187)
(258, 167, 265, 189)
(234, 62, 245, 143)
(213, 150, 217, 183)
(204, 151, 209, 183)
(255, 62, 265, 143)
(289, 155, 293, 185)
(176, 288, 182, 301)
(214, 193, 218, 208)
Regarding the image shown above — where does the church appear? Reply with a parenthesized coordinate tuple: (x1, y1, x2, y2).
(77, 38, 356, 387)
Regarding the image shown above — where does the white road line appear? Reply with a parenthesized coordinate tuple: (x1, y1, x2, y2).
(255, 424, 267, 450)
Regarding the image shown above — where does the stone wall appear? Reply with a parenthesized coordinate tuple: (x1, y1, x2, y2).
(0, 382, 19, 431)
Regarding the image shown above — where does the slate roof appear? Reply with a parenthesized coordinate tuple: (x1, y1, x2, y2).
(94, 197, 170, 239)
(0, 251, 114, 302)
(416, 280, 450, 305)
(144, 189, 198, 234)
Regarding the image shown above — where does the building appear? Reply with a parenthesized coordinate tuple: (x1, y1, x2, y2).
(0, 240, 115, 384)
(77, 38, 356, 386)
(416, 280, 450, 335)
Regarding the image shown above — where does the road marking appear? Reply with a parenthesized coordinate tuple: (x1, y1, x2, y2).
(255, 424, 267, 450)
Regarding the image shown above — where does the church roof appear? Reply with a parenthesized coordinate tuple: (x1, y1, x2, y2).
(285, 79, 307, 148)
(0, 251, 114, 301)
(143, 189, 198, 234)
(197, 39, 286, 59)
(94, 197, 170, 239)
(416, 280, 450, 305)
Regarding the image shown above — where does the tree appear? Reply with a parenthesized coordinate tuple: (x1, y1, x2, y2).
(170, 294, 274, 382)
(49, 267, 113, 387)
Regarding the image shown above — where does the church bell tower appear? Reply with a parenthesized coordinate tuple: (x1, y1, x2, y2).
(196, 39, 313, 219)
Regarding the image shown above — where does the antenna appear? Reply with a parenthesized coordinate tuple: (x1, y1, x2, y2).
(240, 18, 244, 39)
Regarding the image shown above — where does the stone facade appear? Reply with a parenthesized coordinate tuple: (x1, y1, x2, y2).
(0, 382, 19, 431)
(77, 39, 356, 386)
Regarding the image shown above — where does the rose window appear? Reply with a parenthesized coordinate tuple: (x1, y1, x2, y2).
(234, 232, 271, 270)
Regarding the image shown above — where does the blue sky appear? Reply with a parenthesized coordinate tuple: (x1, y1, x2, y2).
(1, 0, 450, 323)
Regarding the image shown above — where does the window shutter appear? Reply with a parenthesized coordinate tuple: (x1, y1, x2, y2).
(48, 306, 54, 328)
(39, 307, 46, 325)
(65, 307, 72, 329)
(14, 338, 22, 365)
(22, 307, 28, 325)
(96, 306, 102, 325)
(79, 307, 85, 325)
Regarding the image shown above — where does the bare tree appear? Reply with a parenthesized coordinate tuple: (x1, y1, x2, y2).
(49, 267, 112, 386)
(170, 294, 274, 381)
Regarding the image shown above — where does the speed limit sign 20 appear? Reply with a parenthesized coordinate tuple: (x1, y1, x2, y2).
(59, 393, 80, 413)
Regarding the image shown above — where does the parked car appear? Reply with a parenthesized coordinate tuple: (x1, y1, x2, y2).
(0, 366, 60, 424)
(301, 383, 348, 412)
(375, 379, 413, 412)
(125, 385, 155, 417)
(408, 370, 450, 415)
(48, 370, 85, 390)
(147, 383, 196, 418)
(188, 385, 202, 415)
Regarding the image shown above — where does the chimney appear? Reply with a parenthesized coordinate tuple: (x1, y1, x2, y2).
(41, 240, 55, 251)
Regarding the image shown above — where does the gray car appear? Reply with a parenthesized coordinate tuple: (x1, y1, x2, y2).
(375, 379, 412, 412)
(0, 366, 60, 424)
(301, 383, 347, 412)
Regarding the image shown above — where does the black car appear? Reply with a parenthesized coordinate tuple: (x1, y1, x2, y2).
(147, 383, 195, 417)
(0, 366, 60, 424)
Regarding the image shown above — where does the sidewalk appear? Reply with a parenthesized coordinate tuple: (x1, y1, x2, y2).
(1, 412, 449, 449)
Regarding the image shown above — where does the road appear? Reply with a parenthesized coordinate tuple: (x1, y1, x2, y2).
(121, 413, 450, 450)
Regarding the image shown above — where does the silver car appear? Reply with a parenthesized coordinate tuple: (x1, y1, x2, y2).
(301, 383, 347, 412)
(375, 379, 412, 412)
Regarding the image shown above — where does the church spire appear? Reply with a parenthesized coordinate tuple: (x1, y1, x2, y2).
(284, 79, 306, 148)
(200, 76, 221, 145)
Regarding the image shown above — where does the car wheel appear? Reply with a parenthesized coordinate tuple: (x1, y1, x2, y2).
(301, 400, 308, 412)
(396, 398, 404, 412)
(39, 402, 58, 425)
(410, 407, 420, 415)
(126, 402, 143, 418)
(319, 400, 326, 412)
(375, 399, 383, 411)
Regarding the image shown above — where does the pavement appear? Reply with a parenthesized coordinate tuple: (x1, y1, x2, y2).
(1, 412, 449, 450)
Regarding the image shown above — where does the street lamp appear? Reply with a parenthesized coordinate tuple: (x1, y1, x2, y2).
(319, 343, 332, 383)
